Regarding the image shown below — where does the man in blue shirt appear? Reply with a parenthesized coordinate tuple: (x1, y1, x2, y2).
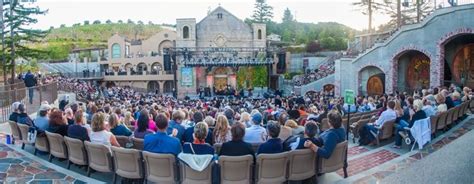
(244, 112, 267, 144)
(257, 122, 283, 154)
(304, 111, 346, 159)
(166, 110, 186, 142)
(144, 113, 182, 156)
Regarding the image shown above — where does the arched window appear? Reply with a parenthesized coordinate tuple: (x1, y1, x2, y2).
(258, 29, 262, 40)
(183, 26, 189, 39)
(112, 43, 121, 58)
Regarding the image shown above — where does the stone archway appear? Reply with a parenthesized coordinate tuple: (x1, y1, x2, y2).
(452, 43, 474, 87)
(147, 81, 159, 93)
(158, 40, 174, 55)
(151, 62, 162, 75)
(392, 49, 432, 93)
(137, 63, 147, 74)
(437, 28, 474, 87)
(163, 81, 175, 94)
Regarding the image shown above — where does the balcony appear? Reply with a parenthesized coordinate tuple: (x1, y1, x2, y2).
(103, 70, 174, 81)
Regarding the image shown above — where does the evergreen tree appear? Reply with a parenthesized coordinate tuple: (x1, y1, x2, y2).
(106, 19, 112, 24)
(352, 0, 387, 33)
(251, 0, 273, 23)
(282, 8, 294, 23)
(2, 0, 48, 83)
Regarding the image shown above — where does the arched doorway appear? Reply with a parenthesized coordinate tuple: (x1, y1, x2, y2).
(163, 81, 175, 94)
(359, 66, 385, 96)
(124, 63, 133, 72)
(158, 40, 174, 55)
(137, 63, 147, 74)
(151, 62, 162, 75)
(106, 81, 116, 88)
(147, 81, 159, 93)
(442, 34, 474, 88)
(396, 50, 430, 92)
(452, 43, 474, 87)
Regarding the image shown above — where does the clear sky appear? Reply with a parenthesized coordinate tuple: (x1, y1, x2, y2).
(30, 0, 395, 31)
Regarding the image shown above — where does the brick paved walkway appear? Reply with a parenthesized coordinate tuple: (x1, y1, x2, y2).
(329, 116, 474, 184)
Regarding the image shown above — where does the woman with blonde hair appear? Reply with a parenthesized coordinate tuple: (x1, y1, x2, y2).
(213, 115, 232, 144)
(109, 113, 132, 136)
(240, 112, 252, 128)
(435, 94, 448, 113)
(90, 112, 121, 147)
(393, 99, 427, 149)
(123, 111, 135, 126)
(285, 119, 305, 135)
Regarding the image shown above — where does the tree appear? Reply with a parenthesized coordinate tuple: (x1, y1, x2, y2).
(60, 24, 66, 28)
(117, 20, 123, 24)
(93, 20, 101, 24)
(320, 37, 336, 50)
(251, 0, 273, 23)
(352, 0, 387, 33)
(127, 19, 134, 24)
(282, 8, 294, 23)
(84, 20, 90, 25)
(106, 19, 112, 24)
(2, 0, 48, 83)
(148, 21, 154, 25)
(72, 23, 81, 27)
(137, 20, 144, 25)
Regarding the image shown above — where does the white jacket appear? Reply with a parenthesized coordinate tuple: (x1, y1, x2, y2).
(410, 117, 431, 150)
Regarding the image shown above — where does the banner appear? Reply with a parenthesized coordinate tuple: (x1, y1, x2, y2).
(181, 67, 194, 86)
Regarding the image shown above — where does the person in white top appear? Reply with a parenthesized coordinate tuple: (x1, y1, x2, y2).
(90, 112, 121, 147)
(363, 101, 397, 144)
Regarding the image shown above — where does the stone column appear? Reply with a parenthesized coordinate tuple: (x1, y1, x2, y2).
(158, 81, 164, 94)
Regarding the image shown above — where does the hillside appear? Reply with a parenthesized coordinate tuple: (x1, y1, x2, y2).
(45, 23, 164, 42)
(33, 23, 166, 61)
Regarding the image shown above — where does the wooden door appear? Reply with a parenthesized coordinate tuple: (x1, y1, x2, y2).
(367, 75, 384, 96)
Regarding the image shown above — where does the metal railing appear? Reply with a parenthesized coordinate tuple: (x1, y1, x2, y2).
(60, 72, 104, 78)
(0, 82, 58, 123)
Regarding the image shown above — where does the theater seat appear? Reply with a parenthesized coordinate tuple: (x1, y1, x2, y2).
(255, 152, 289, 184)
(64, 136, 88, 169)
(111, 147, 144, 182)
(142, 151, 178, 184)
(46, 131, 68, 162)
(218, 155, 254, 184)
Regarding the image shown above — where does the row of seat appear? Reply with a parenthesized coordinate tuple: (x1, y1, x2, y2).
(348, 100, 472, 146)
(8, 122, 349, 183)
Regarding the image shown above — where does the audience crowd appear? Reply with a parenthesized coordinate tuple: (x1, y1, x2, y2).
(8, 75, 474, 180)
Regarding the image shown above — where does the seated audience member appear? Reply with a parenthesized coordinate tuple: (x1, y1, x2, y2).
(422, 95, 437, 117)
(435, 94, 448, 114)
(109, 113, 132, 136)
(244, 112, 267, 144)
(183, 111, 211, 143)
(123, 111, 136, 126)
(34, 104, 51, 131)
(9, 102, 21, 122)
(134, 110, 154, 139)
(219, 123, 255, 158)
(285, 119, 305, 135)
(166, 110, 186, 142)
(277, 113, 292, 141)
(183, 122, 215, 155)
(393, 99, 427, 148)
(293, 121, 321, 150)
(17, 104, 33, 126)
(451, 91, 462, 106)
(64, 108, 75, 125)
(240, 112, 252, 128)
(47, 110, 69, 136)
(67, 110, 90, 141)
(213, 115, 232, 144)
(144, 113, 182, 155)
(442, 89, 455, 109)
(90, 112, 120, 147)
(363, 100, 397, 144)
(257, 122, 283, 154)
(304, 111, 346, 158)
